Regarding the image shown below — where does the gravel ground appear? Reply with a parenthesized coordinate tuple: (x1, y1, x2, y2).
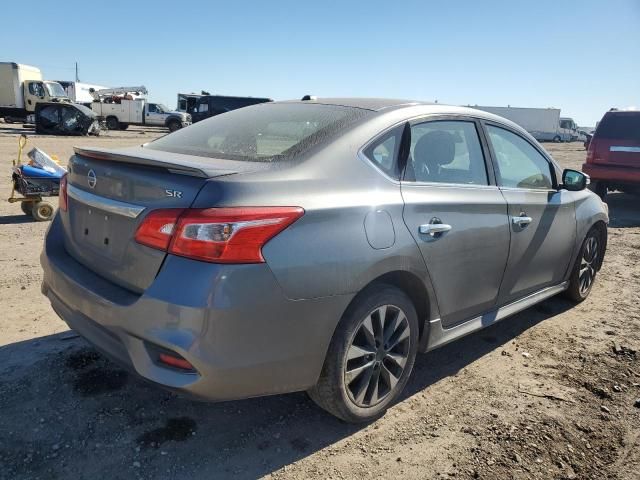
(0, 122, 638, 480)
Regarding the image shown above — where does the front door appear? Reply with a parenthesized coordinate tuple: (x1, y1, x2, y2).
(145, 103, 166, 126)
(25, 81, 46, 112)
(401, 118, 510, 328)
(484, 123, 576, 304)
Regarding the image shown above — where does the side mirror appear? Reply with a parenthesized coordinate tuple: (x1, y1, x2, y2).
(562, 169, 589, 191)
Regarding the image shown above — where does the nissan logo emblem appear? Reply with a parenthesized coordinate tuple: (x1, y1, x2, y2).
(87, 169, 97, 189)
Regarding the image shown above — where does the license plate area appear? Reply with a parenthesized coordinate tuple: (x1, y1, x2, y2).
(70, 201, 135, 262)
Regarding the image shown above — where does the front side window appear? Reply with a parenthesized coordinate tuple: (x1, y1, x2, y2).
(405, 120, 488, 185)
(148, 104, 157, 113)
(61, 107, 82, 132)
(29, 82, 45, 97)
(486, 125, 553, 190)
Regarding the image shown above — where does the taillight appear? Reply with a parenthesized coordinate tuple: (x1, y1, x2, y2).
(586, 139, 596, 164)
(59, 174, 68, 211)
(134, 209, 184, 250)
(135, 207, 304, 263)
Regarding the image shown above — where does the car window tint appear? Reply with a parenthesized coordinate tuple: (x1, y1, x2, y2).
(405, 121, 488, 185)
(596, 113, 640, 141)
(487, 125, 553, 190)
(363, 127, 401, 178)
(61, 107, 81, 131)
(39, 106, 59, 128)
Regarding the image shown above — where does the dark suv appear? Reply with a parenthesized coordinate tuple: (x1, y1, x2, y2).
(191, 95, 272, 123)
(583, 109, 640, 200)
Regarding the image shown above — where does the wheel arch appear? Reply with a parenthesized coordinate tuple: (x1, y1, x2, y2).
(591, 220, 607, 270)
(164, 115, 182, 127)
(343, 270, 435, 351)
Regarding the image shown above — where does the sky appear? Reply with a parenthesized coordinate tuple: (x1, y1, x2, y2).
(3, 0, 638, 127)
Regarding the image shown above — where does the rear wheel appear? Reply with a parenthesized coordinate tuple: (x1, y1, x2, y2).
(106, 117, 120, 130)
(553, 135, 561, 143)
(31, 201, 54, 222)
(589, 181, 608, 201)
(565, 228, 602, 302)
(20, 201, 33, 216)
(118, 123, 129, 130)
(308, 284, 419, 423)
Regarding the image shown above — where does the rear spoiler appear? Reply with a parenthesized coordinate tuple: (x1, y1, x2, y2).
(73, 147, 238, 178)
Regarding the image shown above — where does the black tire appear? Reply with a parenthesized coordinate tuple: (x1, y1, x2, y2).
(553, 135, 561, 143)
(31, 201, 54, 222)
(589, 181, 607, 201)
(20, 201, 33, 216)
(106, 117, 120, 130)
(565, 227, 603, 303)
(118, 123, 129, 130)
(167, 119, 181, 132)
(308, 284, 419, 423)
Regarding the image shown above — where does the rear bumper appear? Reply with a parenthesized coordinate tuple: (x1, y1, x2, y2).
(41, 214, 352, 401)
(583, 162, 640, 184)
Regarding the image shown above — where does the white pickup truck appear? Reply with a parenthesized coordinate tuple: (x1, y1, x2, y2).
(90, 87, 191, 131)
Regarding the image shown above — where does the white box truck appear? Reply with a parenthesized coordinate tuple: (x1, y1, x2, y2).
(472, 106, 578, 142)
(0, 62, 71, 123)
(90, 86, 191, 131)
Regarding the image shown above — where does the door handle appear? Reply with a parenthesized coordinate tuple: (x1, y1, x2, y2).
(419, 223, 452, 236)
(512, 216, 533, 227)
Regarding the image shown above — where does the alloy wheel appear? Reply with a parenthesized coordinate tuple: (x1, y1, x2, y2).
(579, 236, 599, 296)
(343, 304, 411, 407)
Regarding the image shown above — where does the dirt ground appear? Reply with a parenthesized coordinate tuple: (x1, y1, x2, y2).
(0, 122, 638, 480)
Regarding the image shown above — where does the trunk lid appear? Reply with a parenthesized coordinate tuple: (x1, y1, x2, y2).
(593, 139, 640, 168)
(61, 146, 258, 293)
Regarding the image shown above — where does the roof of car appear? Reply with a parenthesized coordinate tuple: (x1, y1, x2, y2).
(284, 97, 430, 111)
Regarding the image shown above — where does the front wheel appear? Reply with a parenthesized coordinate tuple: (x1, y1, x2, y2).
(167, 120, 181, 132)
(308, 284, 419, 423)
(565, 228, 603, 302)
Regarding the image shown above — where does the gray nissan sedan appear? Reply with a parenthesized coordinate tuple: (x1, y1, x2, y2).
(41, 98, 608, 422)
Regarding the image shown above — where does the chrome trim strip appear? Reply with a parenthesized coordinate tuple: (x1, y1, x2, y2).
(67, 184, 146, 219)
(425, 282, 568, 351)
(610, 146, 640, 153)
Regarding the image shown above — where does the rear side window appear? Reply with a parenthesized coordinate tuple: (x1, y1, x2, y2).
(146, 103, 370, 162)
(596, 113, 640, 141)
(405, 120, 488, 185)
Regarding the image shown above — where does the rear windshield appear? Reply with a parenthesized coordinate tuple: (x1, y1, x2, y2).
(145, 103, 370, 162)
(596, 113, 640, 141)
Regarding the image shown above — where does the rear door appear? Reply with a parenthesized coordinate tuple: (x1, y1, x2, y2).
(401, 117, 510, 327)
(483, 123, 575, 304)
